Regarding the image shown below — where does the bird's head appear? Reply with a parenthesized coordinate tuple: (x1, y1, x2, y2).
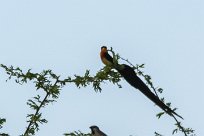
(90, 125, 100, 134)
(101, 46, 108, 52)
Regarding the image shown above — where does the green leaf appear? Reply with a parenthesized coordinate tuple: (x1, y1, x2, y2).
(156, 112, 165, 119)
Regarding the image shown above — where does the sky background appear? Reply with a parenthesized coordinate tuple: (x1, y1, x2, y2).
(0, 0, 203, 136)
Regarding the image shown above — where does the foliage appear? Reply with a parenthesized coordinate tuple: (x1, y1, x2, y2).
(0, 64, 120, 136)
(64, 131, 91, 136)
(0, 118, 9, 136)
(0, 48, 196, 136)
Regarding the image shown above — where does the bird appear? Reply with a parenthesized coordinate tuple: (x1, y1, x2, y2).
(100, 46, 183, 119)
(90, 125, 107, 136)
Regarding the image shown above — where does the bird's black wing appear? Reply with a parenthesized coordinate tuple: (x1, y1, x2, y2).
(104, 52, 114, 63)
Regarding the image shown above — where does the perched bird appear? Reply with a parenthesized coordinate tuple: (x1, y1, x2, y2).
(90, 125, 107, 136)
(100, 46, 183, 119)
(100, 46, 114, 67)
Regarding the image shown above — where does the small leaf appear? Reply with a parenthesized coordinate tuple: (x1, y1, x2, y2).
(156, 112, 165, 119)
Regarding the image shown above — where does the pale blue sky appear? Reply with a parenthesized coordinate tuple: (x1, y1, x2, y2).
(0, 0, 203, 136)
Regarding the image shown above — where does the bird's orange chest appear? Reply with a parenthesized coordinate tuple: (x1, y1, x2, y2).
(100, 52, 112, 66)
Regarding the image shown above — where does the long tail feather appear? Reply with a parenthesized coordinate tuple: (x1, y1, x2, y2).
(116, 64, 183, 119)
